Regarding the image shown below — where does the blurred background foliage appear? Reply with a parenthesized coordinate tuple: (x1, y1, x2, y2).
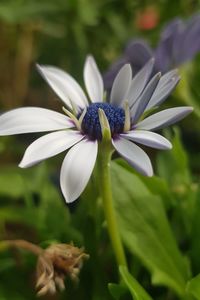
(0, 0, 200, 299)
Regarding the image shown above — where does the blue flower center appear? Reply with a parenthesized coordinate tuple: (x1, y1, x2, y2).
(80, 102, 125, 140)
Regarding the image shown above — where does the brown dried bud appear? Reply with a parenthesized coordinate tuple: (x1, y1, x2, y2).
(36, 243, 89, 297)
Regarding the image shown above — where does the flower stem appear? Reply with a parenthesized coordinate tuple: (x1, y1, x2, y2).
(0, 240, 43, 255)
(98, 143, 127, 267)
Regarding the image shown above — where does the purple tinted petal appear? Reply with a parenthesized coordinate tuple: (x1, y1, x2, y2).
(103, 39, 153, 91)
(131, 72, 161, 122)
(103, 57, 128, 91)
(154, 43, 172, 73)
(155, 19, 184, 72)
(136, 107, 193, 131)
(179, 17, 200, 63)
(125, 39, 153, 69)
(171, 15, 200, 65)
(126, 58, 154, 107)
(121, 130, 172, 150)
(146, 69, 180, 110)
(161, 18, 183, 40)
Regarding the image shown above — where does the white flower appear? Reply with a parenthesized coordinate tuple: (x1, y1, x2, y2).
(0, 56, 193, 203)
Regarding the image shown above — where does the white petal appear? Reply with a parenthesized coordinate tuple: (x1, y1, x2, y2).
(0, 107, 73, 136)
(19, 130, 84, 168)
(121, 130, 172, 150)
(131, 72, 161, 122)
(83, 55, 104, 103)
(60, 139, 98, 203)
(110, 64, 132, 106)
(37, 64, 88, 109)
(136, 107, 193, 131)
(112, 137, 153, 176)
(146, 69, 180, 111)
(126, 58, 154, 107)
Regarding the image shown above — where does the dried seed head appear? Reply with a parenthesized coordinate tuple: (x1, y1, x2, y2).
(36, 243, 89, 296)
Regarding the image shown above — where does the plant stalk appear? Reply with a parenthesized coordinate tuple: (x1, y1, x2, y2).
(98, 143, 127, 267)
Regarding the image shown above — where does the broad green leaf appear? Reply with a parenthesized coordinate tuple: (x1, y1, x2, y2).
(157, 128, 198, 234)
(190, 187, 200, 274)
(111, 161, 189, 296)
(120, 266, 153, 300)
(118, 159, 173, 208)
(186, 274, 200, 300)
(0, 164, 49, 198)
(157, 128, 191, 186)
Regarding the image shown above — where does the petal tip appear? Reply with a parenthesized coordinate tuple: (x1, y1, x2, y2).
(124, 63, 132, 69)
(85, 54, 95, 64)
(36, 63, 45, 77)
(146, 169, 154, 177)
(163, 140, 173, 150)
(36, 63, 42, 72)
(63, 194, 76, 204)
(157, 72, 162, 78)
(149, 57, 155, 63)
(183, 106, 194, 114)
(18, 161, 26, 168)
(168, 142, 173, 150)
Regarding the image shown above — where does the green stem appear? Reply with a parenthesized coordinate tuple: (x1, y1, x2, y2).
(98, 143, 127, 267)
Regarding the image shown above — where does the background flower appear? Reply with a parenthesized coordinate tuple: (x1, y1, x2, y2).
(104, 14, 200, 90)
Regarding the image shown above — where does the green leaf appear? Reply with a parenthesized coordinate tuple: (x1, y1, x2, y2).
(119, 266, 153, 300)
(118, 159, 172, 208)
(186, 274, 200, 300)
(175, 65, 200, 119)
(108, 283, 127, 300)
(190, 187, 200, 274)
(157, 128, 191, 187)
(111, 161, 189, 296)
(0, 258, 16, 272)
(157, 128, 198, 234)
(0, 166, 26, 198)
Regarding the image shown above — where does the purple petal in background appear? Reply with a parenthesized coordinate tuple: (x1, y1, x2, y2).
(124, 39, 153, 70)
(103, 40, 153, 91)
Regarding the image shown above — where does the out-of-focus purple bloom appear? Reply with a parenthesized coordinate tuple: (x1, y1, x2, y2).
(104, 40, 153, 90)
(155, 15, 200, 71)
(104, 14, 200, 90)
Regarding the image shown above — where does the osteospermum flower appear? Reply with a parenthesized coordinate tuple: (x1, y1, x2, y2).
(104, 14, 200, 89)
(0, 56, 193, 203)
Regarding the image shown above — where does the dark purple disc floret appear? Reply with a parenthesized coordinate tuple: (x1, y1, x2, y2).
(80, 103, 125, 140)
